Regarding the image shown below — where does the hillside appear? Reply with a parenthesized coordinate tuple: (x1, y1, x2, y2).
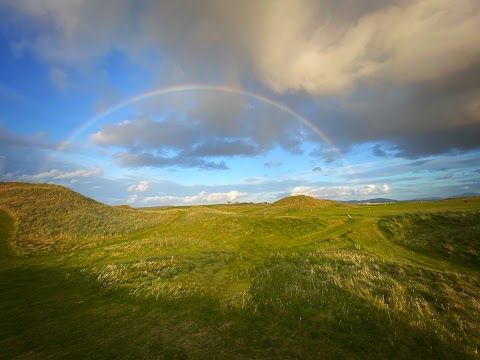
(0, 183, 479, 359)
(0, 182, 175, 255)
(271, 194, 348, 211)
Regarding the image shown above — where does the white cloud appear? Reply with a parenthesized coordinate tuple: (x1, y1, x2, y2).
(54, 167, 103, 179)
(18, 167, 103, 182)
(143, 190, 248, 206)
(127, 180, 150, 192)
(126, 194, 138, 204)
(290, 184, 391, 199)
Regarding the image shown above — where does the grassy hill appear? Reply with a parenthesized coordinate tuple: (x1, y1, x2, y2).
(273, 194, 342, 208)
(0, 183, 479, 359)
(0, 182, 177, 255)
(263, 195, 350, 214)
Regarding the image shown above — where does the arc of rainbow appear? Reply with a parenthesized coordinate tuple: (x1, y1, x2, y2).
(47, 84, 352, 173)
(56, 84, 339, 152)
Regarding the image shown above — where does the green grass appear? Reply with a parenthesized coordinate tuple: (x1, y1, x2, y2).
(0, 182, 177, 255)
(1, 183, 479, 359)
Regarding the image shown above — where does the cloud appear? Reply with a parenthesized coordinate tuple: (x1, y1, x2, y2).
(18, 167, 103, 182)
(11, 0, 478, 95)
(143, 190, 248, 206)
(0, 123, 56, 149)
(372, 144, 387, 157)
(290, 184, 391, 199)
(4, 0, 480, 160)
(253, 0, 480, 95)
(17, 167, 103, 182)
(310, 148, 341, 164)
(114, 151, 229, 170)
(48, 67, 69, 90)
(353, 155, 480, 180)
(436, 172, 455, 180)
(264, 161, 282, 168)
(243, 176, 266, 184)
(312, 167, 322, 172)
(126, 194, 138, 204)
(127, 180, 150, 192)
(91, 97, 306, 169)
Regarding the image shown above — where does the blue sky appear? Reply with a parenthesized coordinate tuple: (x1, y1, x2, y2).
(1, 0, 479, 206)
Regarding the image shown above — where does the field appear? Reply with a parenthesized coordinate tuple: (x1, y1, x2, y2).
(1, 182, 479, 359)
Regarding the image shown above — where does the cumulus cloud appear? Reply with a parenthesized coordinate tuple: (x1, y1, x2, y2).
(143, 190, 248, 206)
(290, 184, 391, 199)
(127, 180, 150, 192)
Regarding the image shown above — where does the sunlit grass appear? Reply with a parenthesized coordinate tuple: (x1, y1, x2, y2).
(1, 185, 479, 359)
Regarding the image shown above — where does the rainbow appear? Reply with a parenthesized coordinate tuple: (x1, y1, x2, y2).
(45, 84, 351, 173)
(55, 84, 339, 152)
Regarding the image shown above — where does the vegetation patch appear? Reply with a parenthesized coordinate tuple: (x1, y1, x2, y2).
(0, 182, 175, 255)
(1, 183, 479, 359)
(379, 211, 480, 267)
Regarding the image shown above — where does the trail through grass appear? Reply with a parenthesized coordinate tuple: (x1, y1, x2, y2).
(1, 186, 479, 359)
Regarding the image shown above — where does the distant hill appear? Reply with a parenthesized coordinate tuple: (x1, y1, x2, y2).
(271, 195, 348, 211)
(0, 182, 173, 255)
(448, 192, 480, 198)
(343, 198, 398, 204)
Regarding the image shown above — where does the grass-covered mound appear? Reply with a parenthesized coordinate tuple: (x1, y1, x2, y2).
(115, 204, 136, 210)
(271, 194, 346, 211)
(1, 183, 479, 358)
(0, 182, 175, 255)
(379, 211, 480, 267)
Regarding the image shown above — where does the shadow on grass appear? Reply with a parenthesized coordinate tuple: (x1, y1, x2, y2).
(0, 261, 474, 360)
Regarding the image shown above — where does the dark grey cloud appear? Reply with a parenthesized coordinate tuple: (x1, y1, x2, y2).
(191, 139, 260, 157)
(372, 144, 387, 157)
(312, 167, 322, 172)
(114, 151, 228, 170)
(314, 62, 480, 159)
(91, 92, 308, 169)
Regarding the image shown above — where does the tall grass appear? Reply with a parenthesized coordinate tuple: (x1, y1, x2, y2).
(0, 182, 176, 255)
(1, 183, 479, 359)
(379, 211, 480, 266)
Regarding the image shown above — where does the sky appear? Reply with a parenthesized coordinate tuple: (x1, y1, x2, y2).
(0, 0, 479, 206)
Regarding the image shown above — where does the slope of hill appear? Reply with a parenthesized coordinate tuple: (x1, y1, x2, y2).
(0, 182, 479, 358)
(0, 182, 175, 255)
(271, 194, 348, 211)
